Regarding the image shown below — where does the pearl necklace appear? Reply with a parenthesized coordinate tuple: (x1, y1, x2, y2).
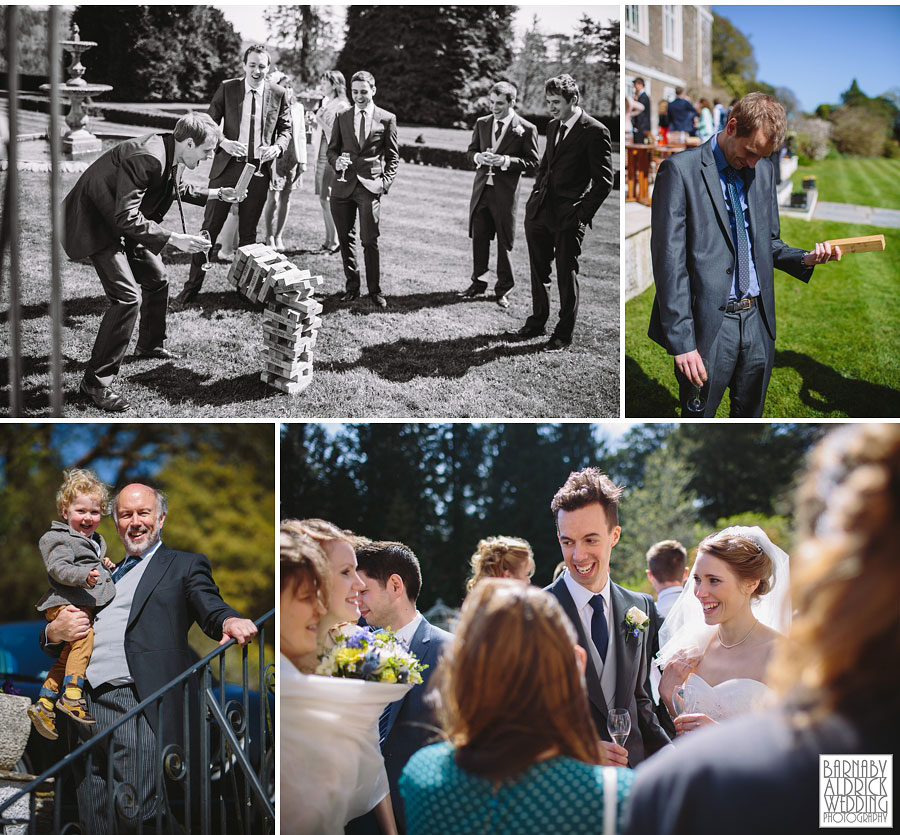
(716, 618, 758, 649)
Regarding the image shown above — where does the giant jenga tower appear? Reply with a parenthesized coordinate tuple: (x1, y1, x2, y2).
(227, 244, 324, 394)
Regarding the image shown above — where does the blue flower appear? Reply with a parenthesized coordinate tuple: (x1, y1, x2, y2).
(346, 628, 370, 650)
(359, 651, 380, 679)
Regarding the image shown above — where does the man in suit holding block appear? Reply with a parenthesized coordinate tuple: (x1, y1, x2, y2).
(327, 70, 399, 309)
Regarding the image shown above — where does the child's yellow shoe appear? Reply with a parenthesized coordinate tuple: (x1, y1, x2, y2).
(56, 694, 96, 725)
(27, 701, 59, 740)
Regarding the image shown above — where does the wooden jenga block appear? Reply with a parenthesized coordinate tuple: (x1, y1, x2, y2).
(227, 243, 267, 287)
(824, 235, 886, 254)
(260, 370, 312, 394)
(258, 259, 297, 304)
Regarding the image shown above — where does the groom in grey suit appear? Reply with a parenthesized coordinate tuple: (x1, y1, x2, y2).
(545, 468, 671, 767)
(348, 540, 453, 834)
(649, 92, 841, 417)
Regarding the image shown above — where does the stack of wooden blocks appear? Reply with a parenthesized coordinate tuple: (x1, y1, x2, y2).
(226, 244, 324, 394)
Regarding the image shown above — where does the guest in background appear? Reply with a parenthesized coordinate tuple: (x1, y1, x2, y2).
(465, 535, 535, 592)
(313, 70, 351, 254)
(645, 539, 688, 618)
(696, 98, 715, 142)
(400, 580, 635, 835)
(667, 87, 699, 139)
(657, 100, 669, 145)
(713, 99, 727, 132)
(631, 78, 652, 144)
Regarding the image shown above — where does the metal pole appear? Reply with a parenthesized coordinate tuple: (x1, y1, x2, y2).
(48, 5, 64, 415)
(6, 5, 22, 415)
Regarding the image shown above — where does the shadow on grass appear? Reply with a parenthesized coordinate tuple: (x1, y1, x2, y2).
(624, 355, 680, 417)
(314, 290, 485, 317)
(122, 362, 271, 406)
(0, 295, 109, 325)
(774, 349, 900, 417)
(323, 332, 548, 383)
(1, 354, 84, 414)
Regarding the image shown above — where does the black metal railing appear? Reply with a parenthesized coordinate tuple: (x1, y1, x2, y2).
(0, 609, 275, 834)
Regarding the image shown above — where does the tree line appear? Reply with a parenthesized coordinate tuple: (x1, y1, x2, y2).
(282, 423, 827, 610)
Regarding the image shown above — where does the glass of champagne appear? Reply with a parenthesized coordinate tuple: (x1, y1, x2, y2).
(686, 357, 708, 415)
(337, 152, 351, 183)
(607, 708, 631, 748)
(672, 684, 687, 716)
(199, 230, 213, 271)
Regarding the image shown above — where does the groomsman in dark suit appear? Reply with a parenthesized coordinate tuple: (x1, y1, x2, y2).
(544, 468, 671, 767)
(347, 541, 452, 834)
(170, 44, 292, 310)
(62, 113, 235, 411)
(327, 71, 399, 308)
(458, 81, 539, 308)
(511, 74, 613, 352)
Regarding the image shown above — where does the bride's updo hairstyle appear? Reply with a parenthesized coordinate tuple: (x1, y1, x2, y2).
(280, 519, 331, 607)
(465, 536, 535, 592)
(436, 579, 603, 781)
(770, 424, 900, 725)
(696, 533, 774, 598)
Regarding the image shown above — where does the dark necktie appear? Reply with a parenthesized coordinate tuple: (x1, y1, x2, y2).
(378, 703, 391, 745)
(171, 164, 186, 234)
(725, 166, 751, 297)
(358, 110, 366, 147)
(248, 90, 257, 162)
(494, 120, 503, 143)
(112, 554, 142, 584)
(556, 123, 568, 148)
(588, 595, 608, 665)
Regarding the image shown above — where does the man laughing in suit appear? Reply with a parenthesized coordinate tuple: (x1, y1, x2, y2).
(545, 468, 671, 768)
(458, 81, 538, 308)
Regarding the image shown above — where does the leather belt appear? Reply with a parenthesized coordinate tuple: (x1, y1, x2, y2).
(725, 296, 757, 313)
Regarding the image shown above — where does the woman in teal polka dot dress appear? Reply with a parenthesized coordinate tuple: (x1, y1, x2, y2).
(399, 579, 634, 834)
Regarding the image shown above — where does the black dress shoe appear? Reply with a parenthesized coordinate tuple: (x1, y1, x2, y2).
(543, 335, 571, 353)
(504, 324, 546, 339)
(340, 290, 360, 302)
(457, 283, 487, 298)
(79, 379, 129, 412)
(370, 293, 388, 308)
(135, 346, 182, 360)
(495, 292, 510, 309)
(168, 296, 188, 313)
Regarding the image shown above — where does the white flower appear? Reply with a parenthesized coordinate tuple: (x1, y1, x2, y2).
(512, 124, 525, 136)
(626, 606, 650, 628)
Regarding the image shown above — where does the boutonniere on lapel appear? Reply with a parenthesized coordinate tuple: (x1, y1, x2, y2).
(623, 606, 650, 642)
(512, 124, 525, 137)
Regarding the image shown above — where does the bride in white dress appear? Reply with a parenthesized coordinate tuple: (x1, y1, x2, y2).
(655, 526, 791, 734)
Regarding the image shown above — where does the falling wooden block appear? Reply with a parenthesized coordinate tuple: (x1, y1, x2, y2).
(824, 235, 886, 254)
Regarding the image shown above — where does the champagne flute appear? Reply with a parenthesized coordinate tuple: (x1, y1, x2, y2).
(199, 230, 213, 272)
(607, 708, 631, 748)
(672, 684, 687, 716)
(337, 152, 351, 183)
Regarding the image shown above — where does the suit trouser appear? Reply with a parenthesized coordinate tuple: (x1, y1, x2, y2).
(74, 683, 159, 834)
(471, 187, 514, 295)
(523, 207, 585, 341)
(87, 240, 168, 388)
(331, 183, 381, 295)
(179, 157, 270, 302)
(676, 301, 773, 417)
(42, 605, 94, 693)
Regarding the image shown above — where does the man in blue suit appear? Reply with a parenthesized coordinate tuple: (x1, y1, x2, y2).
(349, 541, 453, 834)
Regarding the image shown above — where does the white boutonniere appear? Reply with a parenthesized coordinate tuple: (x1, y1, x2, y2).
(512, 124, 525, 137)
(623, 606, 650, 642)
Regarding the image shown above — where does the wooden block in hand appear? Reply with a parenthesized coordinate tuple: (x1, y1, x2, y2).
(824, 235, 886, 254)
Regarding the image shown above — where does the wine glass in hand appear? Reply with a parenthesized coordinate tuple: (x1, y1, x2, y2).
(199, 230, 213, 271)
(686, 357, 708, 414)
(607, 708, 631, 748)
(672, 684, 687, 716)
(337, 152, 351, 183)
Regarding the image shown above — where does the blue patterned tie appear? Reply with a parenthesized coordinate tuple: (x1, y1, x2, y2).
(588, 595, 608, 664)
(112, 555, 142, 583)
(725, 166, 751, 297)
(378, 704, 391, 745)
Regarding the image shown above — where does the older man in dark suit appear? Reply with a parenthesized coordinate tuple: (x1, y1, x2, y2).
(327, 70, 399, 308)
(649, 92, 841, 417)
(170, 44, 292, 310)
(346, 541, 452, 834)
(545, 468, 671, 768)
(512, 74, 613, 352)
(62, 113, 234, 411)
(458, 81, 538, 308)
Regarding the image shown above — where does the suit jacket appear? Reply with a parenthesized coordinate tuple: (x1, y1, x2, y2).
(327, 105, 399, 198)
(207, 77, 293, 183)
(62, 133, 207, 261)
(525, 110, 613, 231)
(648, 143, 813, 357)
(467, 112, 539, 246)
(545, 574, 670, 767)
(36, 521, 114, 611)
(667, 97, 699, 134)
(633, 91, 651, 136)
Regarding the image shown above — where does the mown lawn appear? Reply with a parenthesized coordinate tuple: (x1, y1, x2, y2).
(790, 156, 900, 210)
(2, 153, 620, 418)
(625, 218, 900, 417)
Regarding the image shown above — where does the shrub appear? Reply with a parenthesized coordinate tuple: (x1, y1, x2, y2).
(829, 106, 888, 157)
(789, 117, 830, 161)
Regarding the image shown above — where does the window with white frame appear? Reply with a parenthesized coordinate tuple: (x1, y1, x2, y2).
(663, 5, 683, 61)
(625, 5, 649, 44)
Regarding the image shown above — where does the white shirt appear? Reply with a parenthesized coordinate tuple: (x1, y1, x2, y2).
(239, 80, 264, 157)
(564, 569, 613, 662)
(490, 111, 514, 150)
(656, 585, 683, 618)
(391, 611, 423, 648)
(556, 106, 583, 145)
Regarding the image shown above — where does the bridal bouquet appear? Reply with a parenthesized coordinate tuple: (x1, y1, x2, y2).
(315, 624, 426, 685)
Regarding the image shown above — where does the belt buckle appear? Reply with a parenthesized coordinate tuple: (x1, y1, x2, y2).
(739, 297, 752, 310)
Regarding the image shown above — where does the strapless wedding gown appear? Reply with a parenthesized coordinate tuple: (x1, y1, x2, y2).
(681, 672, 774, 721)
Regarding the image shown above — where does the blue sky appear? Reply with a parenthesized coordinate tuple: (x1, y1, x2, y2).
(712, 5, 900, 112)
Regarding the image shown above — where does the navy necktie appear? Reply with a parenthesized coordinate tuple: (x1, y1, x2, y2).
(248, 90, 257, 162)
(588, 595, 608, 664)
(358, 110, 366, 147)
(494, 121, 503, 142)
(725, 166, 751, 297)
(556, 123, 568, 147)
(378, 704, 391, 745)
(112, 554, 142, 584)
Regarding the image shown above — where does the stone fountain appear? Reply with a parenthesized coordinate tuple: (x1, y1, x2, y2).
(39, 24, 113, 155)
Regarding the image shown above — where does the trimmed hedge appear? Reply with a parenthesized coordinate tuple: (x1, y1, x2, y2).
(9, 94, 181, 130)
(519, 112, 619, 139)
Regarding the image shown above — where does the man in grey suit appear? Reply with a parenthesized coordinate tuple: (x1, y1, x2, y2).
(349, 541, 452, 834)
(545, 467, 670, 768)
(649, 92, 841, 417)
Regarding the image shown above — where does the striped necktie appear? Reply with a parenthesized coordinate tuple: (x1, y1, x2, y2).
(378, 704, 391, 745)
